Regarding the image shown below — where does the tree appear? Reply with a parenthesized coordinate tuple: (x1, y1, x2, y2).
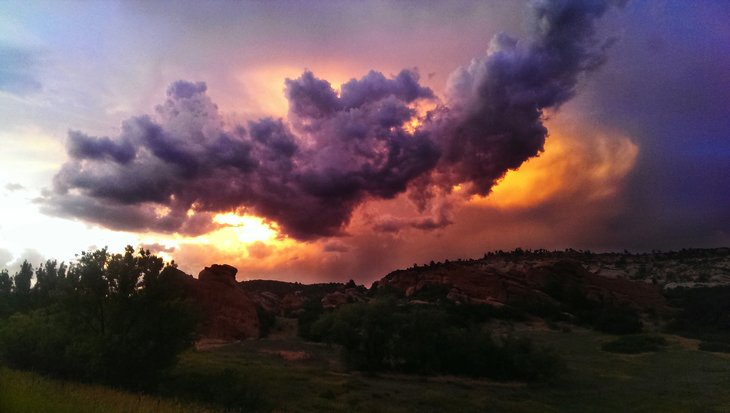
(0, 270, 11, 295)
(0, 246, 198, 389)
(13, 260, 33, 295)
(11, 261, 33, 310)
(0, 269, 12, 317)
(33, 259, 66, 306)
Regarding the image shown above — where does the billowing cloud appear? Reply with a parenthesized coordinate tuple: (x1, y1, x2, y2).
(4, 183, 25, 192)
(42, 0, 620, 242)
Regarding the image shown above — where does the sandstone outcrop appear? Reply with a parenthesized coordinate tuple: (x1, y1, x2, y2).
(163, 265, 260, 340)
(376, 259, 668, 312)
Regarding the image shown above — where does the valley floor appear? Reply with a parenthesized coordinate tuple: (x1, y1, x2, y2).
(2, 322, 730, 413)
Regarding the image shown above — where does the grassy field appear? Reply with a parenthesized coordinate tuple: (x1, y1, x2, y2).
(0, 367, 217, 413)
(3, 321, 730, 412)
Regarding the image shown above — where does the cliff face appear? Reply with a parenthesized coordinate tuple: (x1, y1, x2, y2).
(376, 259, 668, 312)
(164, 264, 260, 340)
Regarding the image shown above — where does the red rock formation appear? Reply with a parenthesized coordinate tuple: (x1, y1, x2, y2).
(377, 260, 668, 312)
(196, 265, 260, 340)
(321, 288, 367, 309)
(163, 265, 260, 340)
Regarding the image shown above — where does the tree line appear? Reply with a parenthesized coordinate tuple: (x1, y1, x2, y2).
(0, 246, 198, 389)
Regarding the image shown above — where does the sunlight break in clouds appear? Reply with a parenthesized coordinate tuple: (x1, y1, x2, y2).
(41, 0, 622, 243)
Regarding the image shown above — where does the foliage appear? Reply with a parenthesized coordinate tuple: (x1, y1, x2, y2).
(527, 276, 643, 334)
(257, 307, 277, 338)
(601, 335, 668, 354)
(665, 286, 730, 343)
(297, 298, 326, 341)
(0, 366, 219, 413)
(0, 246, 198, 389)
(307, 300, 560, 381)
(159, 367, 264, 412)
(698, 341, 730, 353)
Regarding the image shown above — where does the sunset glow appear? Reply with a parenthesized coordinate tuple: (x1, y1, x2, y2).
(212, 213, 279, 244)
(0, 0, 727, 284)
(477, 133, 639, 209)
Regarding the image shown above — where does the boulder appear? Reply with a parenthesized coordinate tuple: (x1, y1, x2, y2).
(198, 264, 238, 288)
(162, 265, 260, 341)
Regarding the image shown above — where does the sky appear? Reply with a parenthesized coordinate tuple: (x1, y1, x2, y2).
(1, 0, 729, 284)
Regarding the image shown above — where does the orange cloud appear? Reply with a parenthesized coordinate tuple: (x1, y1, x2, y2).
(472, 129, 638, 209)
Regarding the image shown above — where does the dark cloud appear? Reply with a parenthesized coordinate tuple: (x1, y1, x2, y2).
(67, 131, 136, 164)
(569, 1, 730, 247)
(42, 0, 620, 240)
(323, 241, 349, 253)
(430, 0, 619, 195)
(139, 243, 176, 254)
(4, 183, 24, 192)
(0, 46, 42, 96)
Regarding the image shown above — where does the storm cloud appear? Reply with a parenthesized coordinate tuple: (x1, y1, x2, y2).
(42, 0, 620, 240)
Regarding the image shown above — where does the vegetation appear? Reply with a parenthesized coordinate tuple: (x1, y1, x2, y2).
(698, 341, 730, 353)
(601, 335, 668, 354)
(0, 247, 198, 389)
(6, 326, 730, 413)
(305, 300, 560, 380)
(0, 366, 218, 413)
(3, 246, 730, 412)
(665, 286, 730, 344)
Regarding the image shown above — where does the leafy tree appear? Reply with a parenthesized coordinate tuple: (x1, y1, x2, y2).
(0, 270, 11, 295)
(0, 270, 12, 317)
(11, 261, 33, 310)
(13, 261, 33, 295)
(0, 246, 198, 389)
(33, 259, 66, 307)
(310, 300, 560, 380)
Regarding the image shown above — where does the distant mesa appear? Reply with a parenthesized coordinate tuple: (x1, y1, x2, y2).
(169, 248, 730, 344)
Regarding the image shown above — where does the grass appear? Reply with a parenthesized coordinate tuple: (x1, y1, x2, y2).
(0, 367, 218, 413)
(3, 323, 730, 412)
(601, 334, 669, 354)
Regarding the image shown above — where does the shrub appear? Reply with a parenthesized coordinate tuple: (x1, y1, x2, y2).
(601, 335, 668, 354)
(698, 341, 730, 353)
(666, 286, 730, 343)
(310, 300, 561, 380)
(257, 307, 277, 338)
(159, 367, 263, 412)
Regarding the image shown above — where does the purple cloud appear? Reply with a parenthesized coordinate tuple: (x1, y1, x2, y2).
(42, 0, 620, 240)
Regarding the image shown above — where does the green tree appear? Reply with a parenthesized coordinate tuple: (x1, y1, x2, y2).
(13, 261, 33, 295)
(0, 247, 198, 389)
(0, 270, 11, 295)
(11, 261, 33, 310)
(33, 259, 66, 307)
(0, 269, 12, 317)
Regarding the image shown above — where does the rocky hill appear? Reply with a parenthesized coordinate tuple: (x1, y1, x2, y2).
(375, 259, 668, 313)
(163, 264, 260, 341)
(472, 248, 730, 288)
(168, 248, 730, 342)
(240, 279, 367, 315)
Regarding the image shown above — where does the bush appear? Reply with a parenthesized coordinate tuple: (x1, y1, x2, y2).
(257, 307, 277, 338)
(585, 305, 643, 335)
(698, 341, 730, 353)
(310, 300, 561, 381)
(601, 335, 668, 354)
(159, 367, 263, 411)
(297, 299, 326, 340)
(666, 286, 730, 343)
